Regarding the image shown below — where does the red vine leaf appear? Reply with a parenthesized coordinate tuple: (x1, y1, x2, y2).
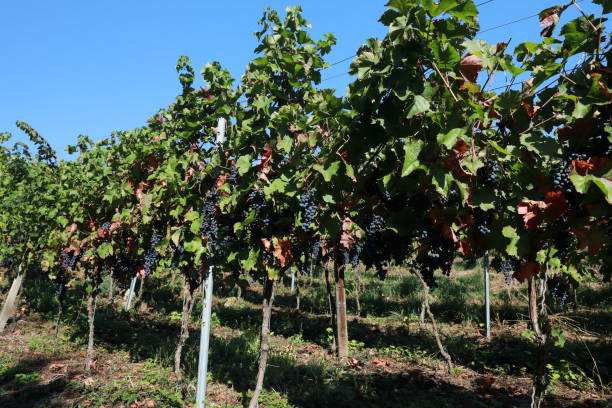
(522, 103, 540, 118)
(513, 261, 540, 283)
(572, 226, 605, 255)
(340, 217, 355, 249)
(517, 200, 548, 229)
(543, 190, 567, 220)
(459, 238, 474, 256)
(460, 54, 482, 83)
(572, 159, 594, 176)
(136, 264, 145, 278)
(261, 238, 272, 251)
(216, 173, 227, 188)
(258, 146, 273, 174)
(135, 182, 149, 205)
(429, 209, 457, 242)
(273, 237, 293, 267)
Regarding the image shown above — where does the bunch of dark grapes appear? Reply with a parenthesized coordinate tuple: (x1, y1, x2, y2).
(143, 232, 161, 276)
(298, 189, 317, 233)
(248, 190, 269, 228)
(341, 249, 351, 265)
(552, 220, 572, 260)
(417, 223, 430, 240)
(474, 210, 492, 236)
(115, 254, 137, 278)
(440, 189, 461, 210)
(201, 191, 219, 252)
(499, 256, 519, 284)
(54, 272, 67, 299)
(101, 222, 111, 231)
(548, 275, 570, 309)
(61, 251, 80, 270)
(170, 245, 184, 270)
(351, 241, 364, 268)
(551, 153, 587, 193)
(0, 257, 12, 268)
(413, 235, 455, 288)
(477, 159, 500, 187)
(294, 237, 322, 275)
(228, 167, 239, 184)
(362, 215, 387, 280)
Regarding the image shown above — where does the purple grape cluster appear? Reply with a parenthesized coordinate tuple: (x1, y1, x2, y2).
(248, 190, 269, 228)
(499, 257, 519, 284)
(143, 232, 161, 276)
(298, 189, 317, 233)
(477, 159, 500, 187)
(548, 276, 570, 309)
(61, 251, 80, 270)
(201, 191, 219, 252)
(228, 167, 239, 184)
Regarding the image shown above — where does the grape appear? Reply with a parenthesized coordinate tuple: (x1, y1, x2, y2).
(228, 167, 239, 184)
(351, 241, 363, 268)
(201, 191, 219, 253)
(170, 245, 184, 270)
(61, 251, 80, 270)
(477, 159, 500, 187)
(54, 268, 68, 298)
(548, 275, 570, 309)
(552, 153, 587, 193)
(360, 215, 387, 280)
(474, 210, 492, 236)
(412, 232, 455, 287)
(101, 222, 111, 231)
(247, 190, 269, 228)
(299, 189, 317, 233)
(441, 189, 461, 210)
(477, 224, 491, 235)
(499, 257, 519, 284)
(143, 232, 161, 276)
(341, 249, 350, 265)
(116, 255, 136, 279)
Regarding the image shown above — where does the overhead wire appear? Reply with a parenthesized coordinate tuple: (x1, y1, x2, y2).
(320, 0, 588, 82)
(323, 0, 499, 70)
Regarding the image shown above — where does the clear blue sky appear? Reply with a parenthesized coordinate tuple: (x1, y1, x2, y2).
(0, 1, 606, 159)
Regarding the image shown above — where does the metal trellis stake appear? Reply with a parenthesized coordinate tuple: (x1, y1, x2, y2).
(483, 250, 491, 339)
(124, 275, 138, 312)
(196, 266, 214, 408)
(195, 117, 226, 408)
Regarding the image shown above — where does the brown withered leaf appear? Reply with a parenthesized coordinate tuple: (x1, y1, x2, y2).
(261, 238, 272, 251)
(517, 200, 548, 229)
(573, 225, 605, 255)
(273, 237, 293, 267)
(216, 173, 227, 188)
(513, 261, 540, 283)
(340, 217, 355, 249)
(460, 54, 482, 83)
(572, 159, 594, 176)
(459, 238, 474, 256)
(258, 145, 273, 174)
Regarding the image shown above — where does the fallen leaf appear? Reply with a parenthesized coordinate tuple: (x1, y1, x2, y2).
(371, 358, 390, 367)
